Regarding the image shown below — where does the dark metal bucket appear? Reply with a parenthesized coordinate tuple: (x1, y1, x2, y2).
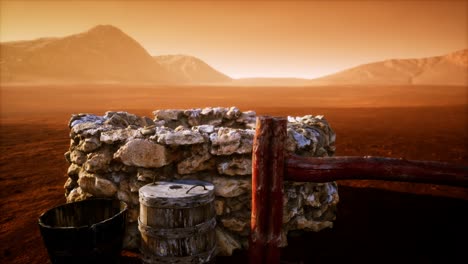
(38, 199, 128, 264)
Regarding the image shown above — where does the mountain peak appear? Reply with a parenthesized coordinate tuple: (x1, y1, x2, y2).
(86, 24, 125, 36)
(0, 24, 173, 83)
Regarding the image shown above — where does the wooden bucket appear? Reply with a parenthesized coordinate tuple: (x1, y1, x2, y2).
(38, 199, 127, 264)
(138, 180, 216, 264)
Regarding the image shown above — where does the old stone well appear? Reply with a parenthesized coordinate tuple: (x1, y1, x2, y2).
(63, 106, 339, 256)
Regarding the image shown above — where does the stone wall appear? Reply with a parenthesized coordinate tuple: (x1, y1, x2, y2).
(64, 107, 339, 256)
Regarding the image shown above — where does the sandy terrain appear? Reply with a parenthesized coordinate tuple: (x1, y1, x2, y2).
(1, 84, 467, 263)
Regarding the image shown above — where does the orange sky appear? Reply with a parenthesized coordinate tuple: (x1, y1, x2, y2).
(1, 0, 467, 79)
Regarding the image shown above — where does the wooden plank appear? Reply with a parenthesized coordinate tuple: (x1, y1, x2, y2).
(250, 116, 273, 264)
(265, 118, 287, 264)
(285, 156, 468, 187)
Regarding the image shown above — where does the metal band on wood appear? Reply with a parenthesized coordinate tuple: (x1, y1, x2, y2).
(139, 193, 215, 209)
(141, 246, 216, 264)
(138, 217, 216, 239)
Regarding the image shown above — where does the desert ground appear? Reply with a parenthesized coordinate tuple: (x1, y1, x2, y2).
(1, 84, 467, 263)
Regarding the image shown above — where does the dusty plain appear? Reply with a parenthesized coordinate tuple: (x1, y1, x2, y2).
(1, 84, 467, 263)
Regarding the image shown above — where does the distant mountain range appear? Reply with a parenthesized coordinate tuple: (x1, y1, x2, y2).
(230, 49, 468, 86)
(308, 49, 468, 86)
(0, 25, 229, 84)
(1, 24, 466, 86)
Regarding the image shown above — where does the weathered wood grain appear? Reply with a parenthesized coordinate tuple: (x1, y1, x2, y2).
(250, 116, 273, 264)
(265, 118, 287, 264)
(285, 156, 468, 187)
(250, 116, 286, 264)
(139, 180, 216, 264)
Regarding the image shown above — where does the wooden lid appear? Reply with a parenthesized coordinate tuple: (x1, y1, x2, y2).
(139, 180, 215, 208)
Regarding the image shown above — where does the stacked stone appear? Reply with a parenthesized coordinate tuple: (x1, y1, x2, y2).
(64, 107, 338, 256)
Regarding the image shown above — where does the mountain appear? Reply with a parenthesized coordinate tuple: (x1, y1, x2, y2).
(154, 55, 231, 84)
(308, 49, 468, 86)
(1, 25, 466, 86)
(0, 25, 174, 83)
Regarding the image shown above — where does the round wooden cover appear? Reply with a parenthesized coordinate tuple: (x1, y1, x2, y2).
(139, 180, 215, 208)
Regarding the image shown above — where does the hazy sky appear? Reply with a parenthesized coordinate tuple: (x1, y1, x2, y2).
(1, 0, 467, 78)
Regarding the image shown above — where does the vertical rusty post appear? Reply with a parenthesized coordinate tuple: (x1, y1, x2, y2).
(265, 118, 287, 264)
(250, 116, 272, 264)
(250, 116, 286, 264)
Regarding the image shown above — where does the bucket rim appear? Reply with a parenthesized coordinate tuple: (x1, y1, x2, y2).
(38, 198, 128, 230)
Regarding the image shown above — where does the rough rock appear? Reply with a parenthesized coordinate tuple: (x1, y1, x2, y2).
(225, 106, 241, 120)
(117, 190, 131, 205)
(72, 123, 114, 138)
(64, 151, 71, 163)
(69, 114, 104, 128)
(100, 128, 141, 144)
(83, 146, 113, 173)
(67, 164, 81, 179)
(287, 129, 311, 152)
(129, 177, 147, 193)
(294, 216, 333, 232)
(225, 195, 250, 212)
(114, 139, 171, 168)
(215, 227, 241, 256)
(184, 108, 202, 126)
(77, 137, 101, 153)
(64, 178, 77, 195)
(236, 130, 255, 154)
(153, 109, 183, 121)
(283, 188, 303, 223)
(70, 150, 87, 165)
(210, 128, 241, 155)
(177, 144, 213, 174)
(140, 126, 156, 136)
(236, 110, 256, 128)
(214, 199, 225, 215)
(221, 217, 247, 232)
(157, 128, 205, 145)
(136, 168, 157, 182)
(212, 177, 250, 197)
(94, 177, 118, 197)
(194, 125, 215, 134)
(77, 172, 118, 197)
(66, 187, 92, 203)
(136, 167, 172, 182)
(217, 157, 252, 176)
(200, 107, 227, 126)
(104, 111, 140, 128)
